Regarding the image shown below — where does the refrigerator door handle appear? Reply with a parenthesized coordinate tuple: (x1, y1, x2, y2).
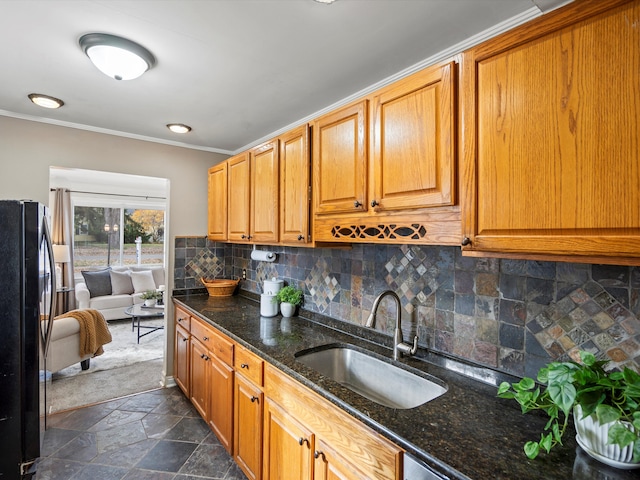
(41, 218, 56, 360)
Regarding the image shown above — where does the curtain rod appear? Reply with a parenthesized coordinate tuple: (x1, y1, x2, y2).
(50, 188, 166, 201)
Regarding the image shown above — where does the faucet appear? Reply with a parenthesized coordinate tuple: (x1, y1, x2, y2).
(365, 290, 418, 361)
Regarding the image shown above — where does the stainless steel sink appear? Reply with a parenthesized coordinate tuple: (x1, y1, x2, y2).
(294, 344, 447, 409)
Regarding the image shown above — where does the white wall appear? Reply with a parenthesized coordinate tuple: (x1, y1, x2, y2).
(0, 115, 229, 383)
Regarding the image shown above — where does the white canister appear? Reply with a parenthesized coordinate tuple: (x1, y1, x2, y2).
(263, 278, 284, 296)
(260, 294, 278, 317)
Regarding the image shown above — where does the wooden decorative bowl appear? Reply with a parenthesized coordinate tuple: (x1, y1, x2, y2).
(200, 278, 240, 297)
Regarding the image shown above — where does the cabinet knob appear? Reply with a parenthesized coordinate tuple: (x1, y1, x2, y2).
(314, 450, 325, 460)
(298, 437, 309, 446)
(203, 336, 209, 341)
(250, 396, 259, 403)
(461, 237, 472, 246)
(354, 200, 362, 208)
(247, 235, 252, 240)
(297, 235, 304, 241)
(182, 338, 188, 342)
(370, 200, 379, 207)
(241, 363, 249, 369)
(241, 234, 246, 239)
(178, 317, 183, 322)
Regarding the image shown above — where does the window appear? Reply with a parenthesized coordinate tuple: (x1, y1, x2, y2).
(49, 167, 168, 275)
(73, 206, 165, 272)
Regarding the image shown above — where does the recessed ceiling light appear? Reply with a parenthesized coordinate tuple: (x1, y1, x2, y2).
(167, 124, 192, 134)
(28, 93, 64, 109)
(314, 0, 337, 3)
(79, 33, 156, 81)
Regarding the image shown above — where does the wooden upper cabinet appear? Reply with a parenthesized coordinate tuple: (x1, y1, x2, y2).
(250, 140, 279, 244)
(227, 152, 251, 242)
(207, 162, 228, 241)
(371, 61, 455, 212)
(280, 125, 311, 245)
(461, 0, 640, 264)
(313, 100, 368, 216)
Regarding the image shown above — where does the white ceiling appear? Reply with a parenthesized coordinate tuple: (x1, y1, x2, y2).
(1, 0, 570, 155)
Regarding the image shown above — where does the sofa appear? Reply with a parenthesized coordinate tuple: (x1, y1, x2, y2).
(75, 266, 165, 321)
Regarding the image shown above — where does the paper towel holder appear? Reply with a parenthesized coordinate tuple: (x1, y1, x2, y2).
(251, 245, 277, 262)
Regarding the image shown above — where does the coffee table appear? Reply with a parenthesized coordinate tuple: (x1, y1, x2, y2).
(124, 304, 165, 343)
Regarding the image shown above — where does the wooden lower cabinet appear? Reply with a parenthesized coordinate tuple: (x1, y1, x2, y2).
(264, 398, 314, 480)
(188, 316, 235, 454)
(234, 346, 265, 480)
(174, 306, 191, 396)
(264, 365, 402, 480)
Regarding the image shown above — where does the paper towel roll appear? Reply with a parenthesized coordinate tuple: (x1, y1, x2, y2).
(251, 249, 276, 262)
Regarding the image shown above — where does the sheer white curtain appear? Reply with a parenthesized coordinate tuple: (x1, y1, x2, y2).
(50, 188, 76, 313)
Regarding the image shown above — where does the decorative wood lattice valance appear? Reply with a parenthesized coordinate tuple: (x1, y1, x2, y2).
(330, 224, 427, 241)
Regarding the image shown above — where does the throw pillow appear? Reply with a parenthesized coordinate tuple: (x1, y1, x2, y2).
(110, 270, 134, 295)
(130, 270, 156, 293)
(81, 269, 112, 298)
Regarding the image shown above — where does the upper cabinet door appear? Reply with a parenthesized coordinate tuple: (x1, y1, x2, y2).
(227, 152, 251, 242)
(461, 0, 640, 263)
(313, 100, 368, 216)
(279, 125, 311, 245)
(250, 140, 279, 243)
(371, 61, 456, 212)
(207, 162, 227, 241)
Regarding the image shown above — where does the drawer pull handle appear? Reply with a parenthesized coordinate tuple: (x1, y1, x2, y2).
(250, 396, 259, 403)
(314, 450, 325, 460)
(298, 437, 309, 447)
(241, 363, 249, 369)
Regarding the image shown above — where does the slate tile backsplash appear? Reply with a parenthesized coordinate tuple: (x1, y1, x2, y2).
(175, 238, 640, 377)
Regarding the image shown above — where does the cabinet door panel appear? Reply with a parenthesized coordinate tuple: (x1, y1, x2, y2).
(208, 162, 228, 240)
(189, 339, 209, 421)
(174, 324, 190, 396)
(263, 398, 313, 480)
(313, 439, 369, 480)
(228, 152, 251, 242)
(462, 1, 640, 261)
(234, 375, 263, 480)
(313, 101, 367, 215)
(280, 125, 311, 244)
(250, 141, 279, 243)
(209, 354, 234, 454)
(372, 62, 455, 211)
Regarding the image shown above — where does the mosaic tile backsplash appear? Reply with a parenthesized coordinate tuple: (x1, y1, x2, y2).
(174, 237, 640, 378)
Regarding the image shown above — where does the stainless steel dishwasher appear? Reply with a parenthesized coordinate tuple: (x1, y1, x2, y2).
(405, 453, 445, 480)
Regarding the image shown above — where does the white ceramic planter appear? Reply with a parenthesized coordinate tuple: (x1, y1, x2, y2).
(574, 405, 639, 469)
(143, 299, 157, 307)
(280, 302, 296, 318)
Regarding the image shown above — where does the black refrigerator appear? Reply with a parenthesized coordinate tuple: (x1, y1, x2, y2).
(0, 200, 56, 479)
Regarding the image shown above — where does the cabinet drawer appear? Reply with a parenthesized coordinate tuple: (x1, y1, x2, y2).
(234, 346, 264, 386)
(175, 306, 191, 331)
(191, 319, 234, 366)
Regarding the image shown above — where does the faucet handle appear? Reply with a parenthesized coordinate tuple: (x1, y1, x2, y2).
(396, 335, 419, 357)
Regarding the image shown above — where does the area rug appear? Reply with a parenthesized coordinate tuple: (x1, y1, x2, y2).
(48, 317, 165, 412)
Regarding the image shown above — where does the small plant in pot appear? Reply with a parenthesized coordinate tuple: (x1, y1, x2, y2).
(497, 350, 640, 468)
(140, 290, 163, 307)
(274, 285, 303, 317)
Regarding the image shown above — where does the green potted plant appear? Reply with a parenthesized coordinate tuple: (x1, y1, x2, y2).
(274, 285, 303, 317)
(140, 289, 163, 307)
(497, 350, 640, 468)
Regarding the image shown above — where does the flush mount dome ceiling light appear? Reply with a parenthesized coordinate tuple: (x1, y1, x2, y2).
(79, 33, 156, 81)
(167, 124, 192, 134)
(28, 93, 64, 109)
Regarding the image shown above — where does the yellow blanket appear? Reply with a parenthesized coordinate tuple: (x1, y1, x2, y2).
(55, 309, 113, 357)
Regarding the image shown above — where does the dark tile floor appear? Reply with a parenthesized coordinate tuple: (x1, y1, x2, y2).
(36, 387, 247, 480)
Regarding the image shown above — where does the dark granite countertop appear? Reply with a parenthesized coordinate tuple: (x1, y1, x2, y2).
(173, 293, 639, 480)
